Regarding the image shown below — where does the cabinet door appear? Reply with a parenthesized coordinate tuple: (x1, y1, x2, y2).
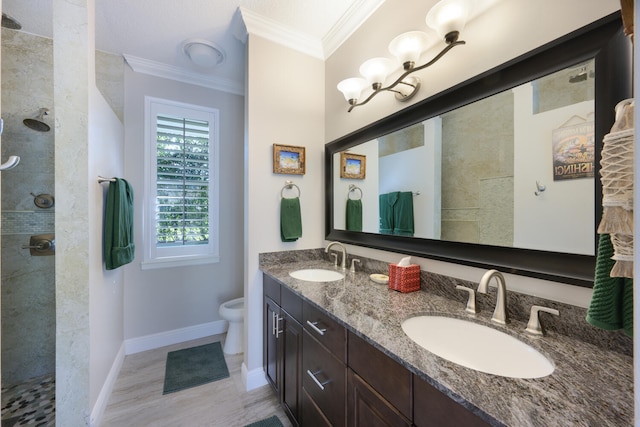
(282, 311, 302, 425)
(413, 375, 492, 427)
(264, 296, 282, 393)
(347, 370, 411, 427)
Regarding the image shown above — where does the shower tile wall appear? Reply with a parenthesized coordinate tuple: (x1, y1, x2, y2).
(1, 28, 55, 385)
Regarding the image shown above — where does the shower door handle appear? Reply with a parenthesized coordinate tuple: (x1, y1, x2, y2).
(0, 155, 19, 170)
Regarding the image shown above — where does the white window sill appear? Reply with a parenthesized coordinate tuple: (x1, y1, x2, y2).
(141, 255, 220, 270)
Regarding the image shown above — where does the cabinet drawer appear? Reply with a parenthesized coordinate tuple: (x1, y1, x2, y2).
(348, 332, 412, 419)
(264, 274, 281, 304)
(303, 330, 346, 427)
(413, 375, 492, 427)
(303, 300, 346, 362)
(282, 286, 302, 323)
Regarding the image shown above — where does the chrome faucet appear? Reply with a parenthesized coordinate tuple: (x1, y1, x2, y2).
(325, 241, 347, 270)
(477, 269, 509, 325)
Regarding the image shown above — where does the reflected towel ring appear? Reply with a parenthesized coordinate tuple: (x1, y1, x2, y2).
(348, 184, 362, 200)
(281, 180, 301, 199)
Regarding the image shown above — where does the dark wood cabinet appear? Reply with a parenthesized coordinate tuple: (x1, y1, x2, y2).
(413, 375, 492, 427)
(263, 275, 302, 426)
(264, 273, 493, 427)
(347, 369, 411, 427)
(302, 330, 346, 427)
(282, 310, 302, 423)
(264, 296, 280, 393)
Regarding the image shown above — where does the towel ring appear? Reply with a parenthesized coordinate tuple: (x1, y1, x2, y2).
(281, 180, 301, 199)
(348, 184, 362, 200)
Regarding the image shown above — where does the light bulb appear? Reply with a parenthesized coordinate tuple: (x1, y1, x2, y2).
(388, 31, 431, 70)
(426, 0, 469, 43)
(359, 58, 394, 90)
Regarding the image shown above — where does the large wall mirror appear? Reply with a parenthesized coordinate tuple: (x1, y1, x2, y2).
(325, 13, 631, 287)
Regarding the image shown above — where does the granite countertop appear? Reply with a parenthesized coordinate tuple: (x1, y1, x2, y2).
(260, 258, 633, 427)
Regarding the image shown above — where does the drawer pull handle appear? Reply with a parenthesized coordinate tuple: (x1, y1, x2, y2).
(275, 314, 283, 338)
(306, 320, 326, 336)
(307, 369, 328, 391)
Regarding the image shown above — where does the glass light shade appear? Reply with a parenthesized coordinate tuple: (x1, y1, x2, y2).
(359, 57, 394, 87)
(388, 31, 431, 68)
(426, 0, 469, 41)
(337, 78, 367, 102)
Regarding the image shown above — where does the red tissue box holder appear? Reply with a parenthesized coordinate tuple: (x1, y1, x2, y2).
(388, 263, 421, 293)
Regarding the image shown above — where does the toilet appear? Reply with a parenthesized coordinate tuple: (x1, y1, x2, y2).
(219, 297, 244, 354)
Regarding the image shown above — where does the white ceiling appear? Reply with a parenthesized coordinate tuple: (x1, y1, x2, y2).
(2, 0, 386, 92)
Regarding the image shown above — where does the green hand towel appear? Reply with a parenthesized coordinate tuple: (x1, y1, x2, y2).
(104, 178, 135, 270)
(281, 197, 302, 242)
(346, 199, 362, 232)
(393, 191, 414, 236)
(379, 192, 398, 234)
(586, 233, 633, 336)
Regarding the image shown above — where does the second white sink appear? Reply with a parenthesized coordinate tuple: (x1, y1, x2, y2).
(289, 268, 344, 282)
(401, 315, 554, 379)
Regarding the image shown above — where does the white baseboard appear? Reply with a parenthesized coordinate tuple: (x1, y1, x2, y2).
(90, 342, 125, 427)
(242, 362, 268, 391)
(124, 320, 228, 355)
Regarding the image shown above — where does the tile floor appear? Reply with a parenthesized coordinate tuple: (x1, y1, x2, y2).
(1, 374, 55, 426)
(101, 334, 291, 427)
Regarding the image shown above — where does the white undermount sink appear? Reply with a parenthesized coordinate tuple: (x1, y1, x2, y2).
(401, 315, 554, 379)
(289, 268, 345, 282)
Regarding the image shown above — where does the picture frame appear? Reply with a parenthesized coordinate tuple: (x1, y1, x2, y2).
(273, 144, 305, 175)
(340, 152, 366, 179)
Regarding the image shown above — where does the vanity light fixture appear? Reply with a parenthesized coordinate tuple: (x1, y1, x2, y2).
(337, 0, 469, 112)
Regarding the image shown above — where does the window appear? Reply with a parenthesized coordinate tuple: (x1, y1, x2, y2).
(143, 97, 219, 269)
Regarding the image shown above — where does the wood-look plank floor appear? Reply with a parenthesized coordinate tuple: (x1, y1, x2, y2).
(101, 334, 292, 427)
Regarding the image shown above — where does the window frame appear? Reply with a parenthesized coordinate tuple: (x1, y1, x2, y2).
(142, 96, 220, 269)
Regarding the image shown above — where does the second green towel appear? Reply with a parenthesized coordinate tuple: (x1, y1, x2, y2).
(280, 197, 302, 242)
(346, 199, 362, 231)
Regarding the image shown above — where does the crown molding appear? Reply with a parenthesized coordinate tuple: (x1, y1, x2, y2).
(123, 54, 245, 95)
(238, 7, 324, 59)
(323, 0, 386, 58)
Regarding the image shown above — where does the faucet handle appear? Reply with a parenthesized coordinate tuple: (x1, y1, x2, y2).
(525, 305, 559, 336)
(350, 258, 361, 273)
(455, 285, 478, 314)
(329, 253, 338, 268)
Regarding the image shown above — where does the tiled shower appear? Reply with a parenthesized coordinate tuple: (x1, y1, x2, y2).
(1, 27, 56, 425)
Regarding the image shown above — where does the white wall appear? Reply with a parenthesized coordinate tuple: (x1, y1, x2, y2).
(88, 83, 125, 421)
(324, 0, 619, 308)
(513, 84, 594, 255)
(244, 34, 325, 389)
(122, 69, 244, 340)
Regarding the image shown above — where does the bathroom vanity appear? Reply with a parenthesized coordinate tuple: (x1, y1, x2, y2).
(261, 251, 632, 427)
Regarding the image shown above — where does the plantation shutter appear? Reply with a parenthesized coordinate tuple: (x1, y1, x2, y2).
(155, 114, 210, 247)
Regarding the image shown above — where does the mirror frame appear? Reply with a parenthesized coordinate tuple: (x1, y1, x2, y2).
(325, 13, 631, 287)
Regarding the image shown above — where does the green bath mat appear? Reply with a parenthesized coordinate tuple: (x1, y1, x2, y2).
(244, 415, 284, 427)
(162, 341, 229, 394)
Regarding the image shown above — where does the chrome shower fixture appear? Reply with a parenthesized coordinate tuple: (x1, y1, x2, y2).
(1, 13, 22, 30)
(23, 108, 50, 132)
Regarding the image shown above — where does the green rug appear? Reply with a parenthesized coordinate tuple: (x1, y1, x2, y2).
(162, 342, 229, 394)
(244, 415, 284, 427)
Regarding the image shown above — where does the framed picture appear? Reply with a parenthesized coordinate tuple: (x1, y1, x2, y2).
(273, 144, 305, 175)
(340, 152, 366, 179)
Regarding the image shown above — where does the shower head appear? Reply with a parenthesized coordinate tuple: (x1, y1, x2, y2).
(1, 13, 22, 30)
(23, 108, 50, 132)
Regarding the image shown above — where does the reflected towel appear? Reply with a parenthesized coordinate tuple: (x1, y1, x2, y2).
(280, 197, 302, 242)
(379, 192, 399, 234)
(586, 233, 633, 336)
(346, 199, 362, 232)
(104, 178, 135, 270)
(393, 191, 414, 236)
